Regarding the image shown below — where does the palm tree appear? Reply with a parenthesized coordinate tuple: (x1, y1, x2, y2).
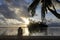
(28, 0, 60, 23)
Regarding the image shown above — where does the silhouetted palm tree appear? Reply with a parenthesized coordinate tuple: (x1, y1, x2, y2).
(28, 0, 60, 23)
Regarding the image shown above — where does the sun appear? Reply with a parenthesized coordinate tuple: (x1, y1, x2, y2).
(21, 17, 30, 25)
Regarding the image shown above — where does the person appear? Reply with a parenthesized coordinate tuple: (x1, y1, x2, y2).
(17, 27, 22, 40)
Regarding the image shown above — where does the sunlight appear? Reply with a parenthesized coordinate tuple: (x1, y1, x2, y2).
(20, 17, 30, 36)
(22, 27, 29, 36)
(21, 17, 30, 25)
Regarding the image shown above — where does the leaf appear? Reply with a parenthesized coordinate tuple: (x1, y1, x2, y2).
(48, 6, 60, 19)
(28, 0, 40, 17)
(28, 0, 40, 10)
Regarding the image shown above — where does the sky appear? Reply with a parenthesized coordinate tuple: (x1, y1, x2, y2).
(0, 0, 60, 24)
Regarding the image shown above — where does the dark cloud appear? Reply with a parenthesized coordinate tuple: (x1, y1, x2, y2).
(0, 0, 31, 22)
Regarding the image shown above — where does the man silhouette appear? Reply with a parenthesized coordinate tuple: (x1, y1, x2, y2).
(17, 27, 22, 40)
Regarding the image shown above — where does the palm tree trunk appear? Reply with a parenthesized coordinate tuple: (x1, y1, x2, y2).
(41, 4, 46, 23)
(41, 0, 47, 23)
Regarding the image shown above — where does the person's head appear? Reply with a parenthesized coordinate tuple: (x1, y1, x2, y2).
(18, 27, 22, 35)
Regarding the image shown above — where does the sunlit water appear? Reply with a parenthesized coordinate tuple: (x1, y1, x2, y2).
(0, 26, 60, 36)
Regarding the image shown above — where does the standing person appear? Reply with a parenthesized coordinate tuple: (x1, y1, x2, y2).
(17, 27, 22, 40)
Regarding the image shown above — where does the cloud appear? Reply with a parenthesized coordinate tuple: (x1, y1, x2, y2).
(5, 0, 31, 17)
(52, 0, 60, 9)
(0, 0, 32, 24)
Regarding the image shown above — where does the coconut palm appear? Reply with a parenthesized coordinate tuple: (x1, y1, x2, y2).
(28, 0, 60, 23)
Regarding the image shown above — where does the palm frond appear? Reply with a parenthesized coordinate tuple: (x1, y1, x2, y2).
(28, 0, 40, 11)
(28, 0, 40, 17)
(41, 0, 60, 20)
(48, 6, 60, 19)
(45, 0, 60, 19)
(41, 5, 46, 22)
(28, 0, 60, 20)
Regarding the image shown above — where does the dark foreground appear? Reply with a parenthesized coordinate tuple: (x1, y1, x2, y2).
(0, 36, 60, 40)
